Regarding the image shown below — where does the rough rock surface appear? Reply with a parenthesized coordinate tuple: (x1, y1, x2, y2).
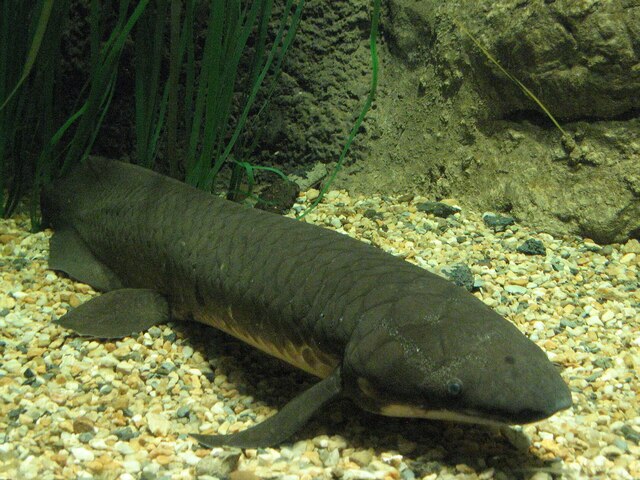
(326, 0, 640, 244)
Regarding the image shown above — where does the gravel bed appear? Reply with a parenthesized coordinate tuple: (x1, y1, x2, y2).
(1, 190, 638, 480)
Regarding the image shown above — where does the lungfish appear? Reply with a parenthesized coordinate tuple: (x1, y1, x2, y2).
(41, 158, 572, 447)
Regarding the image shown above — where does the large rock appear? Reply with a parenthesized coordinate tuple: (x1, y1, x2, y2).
(332, 0, 639, 244)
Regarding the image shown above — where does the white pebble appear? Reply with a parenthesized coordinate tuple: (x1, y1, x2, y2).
(179, 450, 201, 465)
(89, 438, 108, 450)
(3, 359, 21, 373)
(146, 412, 171, 436)
(115, 441, 135, 455)
(123, 460, 142, 473)
(71, 446, 95, 462)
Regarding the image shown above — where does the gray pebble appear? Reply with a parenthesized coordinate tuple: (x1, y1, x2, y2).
(113, 426, 138, 440)
(401, 469, 416, 480)
(517, 238, 546, 256)
(482, 213, 515, 231)
(443, 263, 474, 291)
(505, 285, 527, 295)
(417, 201, 460, 218)
(78, 432, 94, 443)
(196, 451, 241, 477)
(176, 405, 190, 418)
(620, 425, 640, 444)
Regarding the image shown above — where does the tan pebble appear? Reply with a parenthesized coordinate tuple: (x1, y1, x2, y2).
(455, 464, 475, 474)
(622, 238, 640, 253)
(23, 295, 36, 304)
(539, 438, 562, 455)
(111, 345, 131, 357)
(478, 468, 496, 479)
(59, 420, 74, 432)
(19, 413, 33, 425)
(112, 411, 128, 427)
(50, 392, 68, 404)
(59, 292, 71, 302)
(150, 446, 173, 458)
(73, 416, 95, 433)
(620, 252, 636, 264)
(51, 453, 68, 466)
(0, 296, 16, 309)
(623, 354, 635, 369)
(195, 449, 210, 458)
(306, 188, 320, 201)
(0, 376, 17, 389)
(68, 294, 82, 308)
(543, 340, 557, 350)
(529, 473, 552, 480)
(0, 234, 18, 244)
(86, 460, 104, 473)
(125, 373, 142, 388)
(155, 454, 173, 465)
(74, 283, 92, 293)
(302, 450, 321, 466)
(39, 416, 52, 428)
(112, 395, 129, 411)
(229, 471, 261, 480)
(349, 449, 373, 466)
(26, 347, 45, 360)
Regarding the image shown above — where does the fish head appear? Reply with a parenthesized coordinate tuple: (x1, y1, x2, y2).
(342, 287, 572, 425)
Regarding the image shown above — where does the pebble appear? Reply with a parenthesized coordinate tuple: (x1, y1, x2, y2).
(146, 412, 171, 436)
(1, 192, 638, 480)
(71, 447, 95, 462)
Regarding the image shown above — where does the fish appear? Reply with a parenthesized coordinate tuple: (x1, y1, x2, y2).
(41, 158, 572, 448)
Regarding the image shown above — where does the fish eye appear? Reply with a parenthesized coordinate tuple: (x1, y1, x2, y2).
(447, 378, 463, 396)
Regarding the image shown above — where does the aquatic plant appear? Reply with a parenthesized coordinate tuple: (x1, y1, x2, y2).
(0, 0, 149, 224)
(1, 0, 379, 225)
(0, 1, 302, 223)
(457, 22, 567, 137)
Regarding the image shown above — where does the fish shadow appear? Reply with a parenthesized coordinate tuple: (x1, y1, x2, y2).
(175, 321, 564, 479)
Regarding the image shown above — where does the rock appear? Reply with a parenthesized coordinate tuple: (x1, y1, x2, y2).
(229, 471, 261, 480)
(517, 239, 546, 256)
(196, 451, 241, 477)
(482, 213, 515, 232)
(146, 412, 171, 436)
(113, 427, 138, 441)
(71, 447, 95, 462)
(176, 406, 190, 418)
(255, 177, 300, 215)
(73, 416, 95, 434)
(350, 449, 373, 466)
(442, 263, 474, 291)
(417, 201, 460, 218)
(505, 285, 527, 295)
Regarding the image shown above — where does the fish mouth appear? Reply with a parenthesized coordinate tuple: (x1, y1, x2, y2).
(377, 390, 573, 426)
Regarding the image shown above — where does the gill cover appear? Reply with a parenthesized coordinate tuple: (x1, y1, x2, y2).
(342, 289, 572, 424)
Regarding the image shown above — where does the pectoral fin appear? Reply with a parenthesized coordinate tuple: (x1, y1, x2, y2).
(55, 288, 170, 339)
(192, 367, 344, 448)
(49, 228, 123, 291)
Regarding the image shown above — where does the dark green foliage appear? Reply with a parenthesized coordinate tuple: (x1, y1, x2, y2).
(0, 0, 64, 219)
(0, 0, 149, 224)
(1, 0, 380, 225)
(183, 0, 304, 193)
